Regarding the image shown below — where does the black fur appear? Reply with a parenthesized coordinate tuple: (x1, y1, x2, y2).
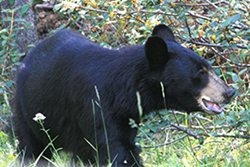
(15, 24, 213, 166)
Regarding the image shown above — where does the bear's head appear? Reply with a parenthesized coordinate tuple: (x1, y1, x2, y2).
(144, 24, 235, 115)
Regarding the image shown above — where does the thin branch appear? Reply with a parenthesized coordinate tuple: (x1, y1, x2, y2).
(171, 111, 180, 126)
(184, 18, 248, 69)
(239, 81, 250, 90)
(174, 0, 247, 13)
(210, 47, 250, 68)
(142, 135, 188, 148)
(186, 11, 211, 21)
(174, 2, 211, 7)
(80, 6, 109, 14)
(69, 5, 212, 21)
(35, 4, 54, 10)
(183, 125, 229, 130)
(205, 0, 218, 9)
(202, 133, 250, 139)
(187, 135, 198, 158)
(168, 111, 214, 124)
(233, 24, 250, 30)
(0, 117, 10, 128)
(212, 65, 250, 69)
(195, 117, 209, 134)
(185, 16, 192, 39)
(191, 40, 248, 49)
(142, 132, 250, 148)
(170, 122, 199, 139)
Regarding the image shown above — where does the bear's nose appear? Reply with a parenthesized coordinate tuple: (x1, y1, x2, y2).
(223, 89, 235, 100)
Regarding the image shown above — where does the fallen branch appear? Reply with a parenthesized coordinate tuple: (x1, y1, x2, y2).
(170, 122, 199, 139)
(202, 133, 250, 139)
(142, 135, 188, 148)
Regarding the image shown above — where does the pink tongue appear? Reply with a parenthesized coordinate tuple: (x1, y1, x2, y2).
(203, 99, 222, 113)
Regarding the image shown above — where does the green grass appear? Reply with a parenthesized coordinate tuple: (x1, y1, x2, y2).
(140, 135, 250, 167)
(1, 114, 250, 167)
(1, 132, 250, 167)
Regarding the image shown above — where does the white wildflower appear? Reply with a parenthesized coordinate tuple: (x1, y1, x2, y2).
(33, 113, 46, 121)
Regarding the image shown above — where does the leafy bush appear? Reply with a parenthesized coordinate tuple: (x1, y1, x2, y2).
(0, 1, 33, 165)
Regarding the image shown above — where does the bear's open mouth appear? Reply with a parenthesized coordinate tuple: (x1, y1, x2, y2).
(201, 97, 222, 114)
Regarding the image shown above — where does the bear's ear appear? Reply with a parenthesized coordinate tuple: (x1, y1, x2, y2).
(152, 24, 176, 42)
(145, 36, 169, 70)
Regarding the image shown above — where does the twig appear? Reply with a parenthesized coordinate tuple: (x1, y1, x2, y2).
(186, 11, 211, 21)
(174, 0, 247, 13)
(75, 5, 212, 21)
(205, 0, 218, 9)
(183, 125, 229, 130)
(74, 21, 84, 29)
(80, 6, 109, 14)
(187, 135, 198, 159)
(170, 122, 199, 139)
(222, 30, 241, 63)
(171, 111, 180, 126)
(233, 24, 250, 30)
(35, 4, 54, 10)
(219, 0, 247, 13)
(191, 40, 248, 49)
(142, 135, 188, 148)
(195, 117, 210, 134)
(168, 111, 214, 124)
(0, 117, 10, 128)
(210, 47, 250, 68)
(185, 17, 192, 39)
(239, 81, 250, 90)
(202, 133, 250, 139)
(212, 65, 250, 68)
(174, 2, 210, 7)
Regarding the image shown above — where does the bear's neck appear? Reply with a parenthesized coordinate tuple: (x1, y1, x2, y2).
(101, 50, 166, 118)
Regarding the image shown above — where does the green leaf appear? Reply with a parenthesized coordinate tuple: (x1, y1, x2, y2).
(238, 68, 247, 76)
(53, 4, 62, 12)
(108, 6, 113, 13)
(207, 132, 218, 137)
(215, 119, 225, 125)
(9, 0, 15, 6)
(198, 137, 205, 145)
(20, 4, 30, 16)
(231, 13, 240, 23)
(6, 80, 13, 87)
(208, 59, 215, 65)
(2, 38, 8, 46)
(13, 18, 26, 22)
(0, 29, 8, 34)
(222, 17, 232, 27)
(210, 21, 218, 28)
(222, 13, 241, 27)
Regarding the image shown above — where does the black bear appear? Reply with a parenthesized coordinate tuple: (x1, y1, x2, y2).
(15, 24, 234, 166)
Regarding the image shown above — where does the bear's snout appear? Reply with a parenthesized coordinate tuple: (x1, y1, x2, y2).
(223, 88, 235, 102)
(197, 69, 235, 115)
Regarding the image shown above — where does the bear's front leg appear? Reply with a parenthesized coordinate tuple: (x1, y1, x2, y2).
(97, 140, 142, 167)
(93, 120, 142, 167)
